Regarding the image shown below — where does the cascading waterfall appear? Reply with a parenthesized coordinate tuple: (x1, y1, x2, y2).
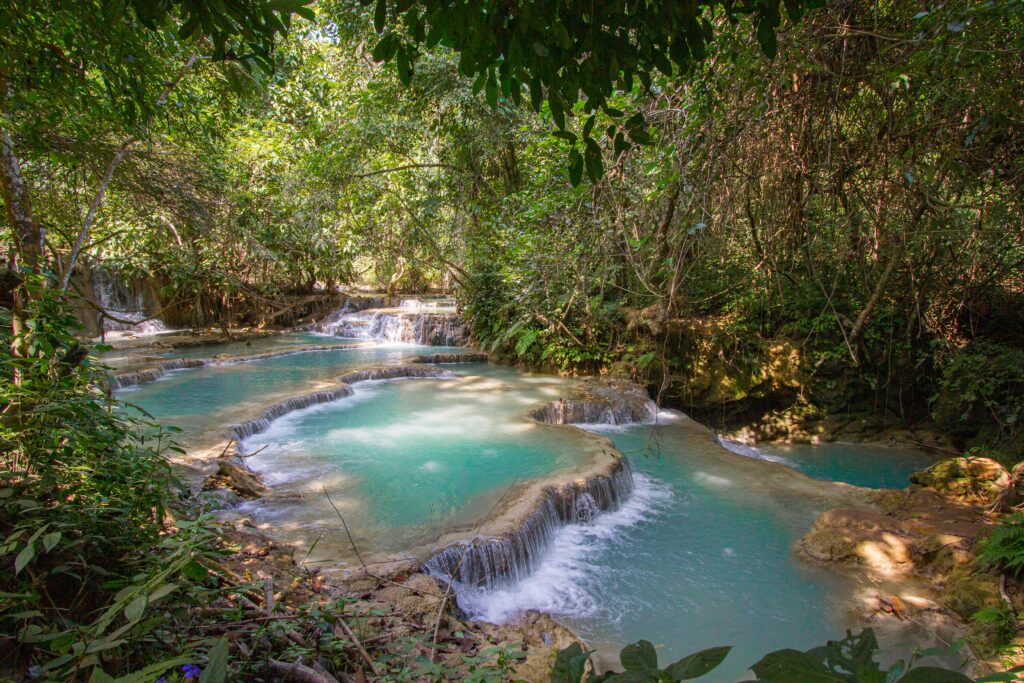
(412, 352, 488, 364)
(228, 364, 452, 442)
(110, 358, 207, 389)
(400, 297, 456, 311)
(229, 386, 356, 442)
(529, 384, 658, 426)
(92, 267, 167, 335)
(319, 309, 468, 345)
(424, 458, 634, 593)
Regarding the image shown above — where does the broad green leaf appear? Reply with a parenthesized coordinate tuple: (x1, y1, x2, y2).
(664, 645, 731, 680)
(750, 649, 845, 682)
(123, 595, 147, 623)
(552, 643, 591, 683)
(896, 668, 972, 683)
(15, 543, 35, 574)
(620, 640, 658, 672)
(200, 638, 230, 683)
(42, 531, 61, 552)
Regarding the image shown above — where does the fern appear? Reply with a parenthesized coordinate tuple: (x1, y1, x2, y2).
(977, 513, 1024, 578)
(515, 328, 540, 356)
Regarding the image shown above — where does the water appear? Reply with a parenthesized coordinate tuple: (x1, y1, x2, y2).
(717, 439, 935, 489)
(111, 333, 933, 680)
(462, 418, 856, 682)
(233, 364, 594, 563)
(92, 266, 168, 335)
(116, 341, 467, 447)
(759, 443, 934, 489)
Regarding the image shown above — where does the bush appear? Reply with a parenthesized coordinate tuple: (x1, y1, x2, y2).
(0, 284, 221, 680)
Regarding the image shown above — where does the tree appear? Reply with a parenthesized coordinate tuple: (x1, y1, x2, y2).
(0, 0, 310, 357)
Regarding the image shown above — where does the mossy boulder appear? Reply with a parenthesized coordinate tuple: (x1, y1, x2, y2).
(910, 457, 1010, 504)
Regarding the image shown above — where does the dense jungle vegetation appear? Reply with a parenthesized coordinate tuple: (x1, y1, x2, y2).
(1, 0, 1023, 681)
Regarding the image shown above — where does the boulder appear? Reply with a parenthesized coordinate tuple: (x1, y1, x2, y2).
(910, 457, 1010, 504)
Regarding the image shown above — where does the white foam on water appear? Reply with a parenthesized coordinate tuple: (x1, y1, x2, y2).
(455, 473, 673, 623)
(715, 436, 796, 467)
(574, 408, 683, 434)
(241, 385, 384, 461)
(693, 471, 733, 487)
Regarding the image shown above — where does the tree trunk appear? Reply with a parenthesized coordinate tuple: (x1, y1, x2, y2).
(0, 120, 42, 368)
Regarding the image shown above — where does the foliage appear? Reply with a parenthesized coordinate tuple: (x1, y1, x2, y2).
(554, 640, 729, 682)
(365, 0, 822, 183)
(552, 630, 1024, 683)
(977, 513, 1024, 579)
(933, 342, 1024, 457)
(0, 284, 225, 680)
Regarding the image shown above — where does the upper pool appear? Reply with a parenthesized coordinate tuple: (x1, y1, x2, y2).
(115, 340, 467, 448)
(231, 363, 600, 562)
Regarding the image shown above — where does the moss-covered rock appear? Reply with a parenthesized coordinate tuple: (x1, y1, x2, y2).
(910, 457, 1010, 505)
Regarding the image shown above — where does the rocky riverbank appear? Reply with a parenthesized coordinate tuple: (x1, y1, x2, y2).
(798, 455, 1024, 673)
(207, 515, 582, 682)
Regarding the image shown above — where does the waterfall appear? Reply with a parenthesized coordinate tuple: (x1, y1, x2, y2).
(229, 386, 356, 442)
(529, 383, 658, 426)
(423, 458, 634, 593)
(110, 358, 206, 389)
(92, 267, 167, 335)
(228, 365, 452, 443)
(400, 297, 456, 311)
(335, 364, 451, 385)
(412, 352, 488, 364)
(319, 309, 468, 345)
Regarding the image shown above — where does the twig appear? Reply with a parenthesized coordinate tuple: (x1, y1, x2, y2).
(264, 578, 275, 616)
(335, 616, 380, 676)
(428, 590, 450, 662)
(265, 658, 341, 683)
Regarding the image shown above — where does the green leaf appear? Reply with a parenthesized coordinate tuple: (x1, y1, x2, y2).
(371, 34, 395, 62)
(976, 666, 1024, 682)
(15, 543, 35, 574)
(396, 46, 413, 85)
(756, 20, 778, 59)
(552, 643, 591, 683)
(896, 669, 972, 683)
(374, 0, 387, 33)
(620, 640, 658, 672)
(664, 646, 731, 680)
(584, 140, 604, 183)
(123, 595, 147, 623)
(200, 638, 230, 683)
(750, 649, 845, 682)
(87, 668, 115, 683)
(182, 560, 208, 582)
(549, 96, 566, 130)
(42, 532, 61, 553)
(568, 148, 584, 187)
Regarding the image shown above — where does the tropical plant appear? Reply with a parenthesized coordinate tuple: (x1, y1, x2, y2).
(552, 629, 1024, 683)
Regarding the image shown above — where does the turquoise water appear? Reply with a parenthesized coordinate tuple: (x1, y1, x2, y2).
(111, 337, 932, 680)
(758, 442, 934, 489)
(461, 418, 854, 682)
(234, 364, 589, 560)
(116, 342, 466, 447)
(152, 332, 360, 359)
